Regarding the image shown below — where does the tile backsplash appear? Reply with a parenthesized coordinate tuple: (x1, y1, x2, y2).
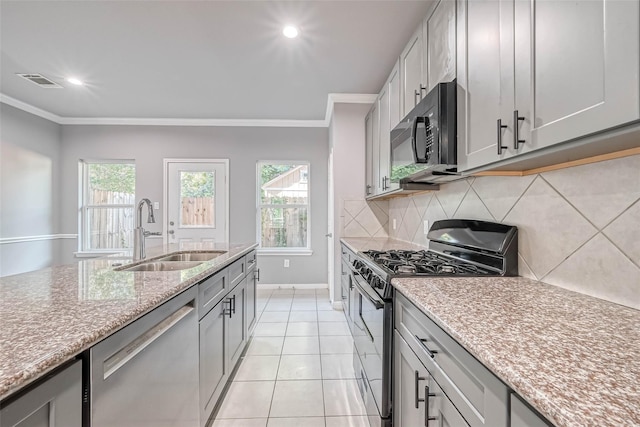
(345, 154, 640, 310)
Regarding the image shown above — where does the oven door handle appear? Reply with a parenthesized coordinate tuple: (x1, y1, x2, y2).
(352, 274, 384, 309)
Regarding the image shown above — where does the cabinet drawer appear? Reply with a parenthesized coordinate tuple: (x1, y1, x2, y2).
(198, 269, 228, 319)
(246, 251, 257, 275)
(229, 257, 246, 287)
(340, 244, 356, 264)
(395, 291, 508, 427)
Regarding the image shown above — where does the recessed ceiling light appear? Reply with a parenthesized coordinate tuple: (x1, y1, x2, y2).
(66, 77, 84, 86)
(283, 25, 299, 39)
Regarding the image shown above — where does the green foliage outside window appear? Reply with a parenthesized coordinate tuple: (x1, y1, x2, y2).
(88, 163, 135, 194)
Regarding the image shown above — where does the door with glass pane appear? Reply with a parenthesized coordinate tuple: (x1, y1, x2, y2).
(166, 160, 228, 244)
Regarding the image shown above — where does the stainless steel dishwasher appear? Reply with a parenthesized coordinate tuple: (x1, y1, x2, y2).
(89, 287, 199, 427)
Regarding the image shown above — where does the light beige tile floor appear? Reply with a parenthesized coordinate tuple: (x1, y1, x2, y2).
(213, 288, 369, 427)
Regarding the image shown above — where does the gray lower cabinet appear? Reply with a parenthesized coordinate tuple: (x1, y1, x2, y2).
(0, 361, 82, 427)
(395, 331, 469, 427)
(511, 394, 551, 427)
(245, 251, 258, 335)
(199, 299, 227, 427)
(199, 255, 253, 427)
(227, 279, 246, 370)
(395, 291, 509, 427)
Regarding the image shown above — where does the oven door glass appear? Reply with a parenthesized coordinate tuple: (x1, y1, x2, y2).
(353, 286, 384, 411)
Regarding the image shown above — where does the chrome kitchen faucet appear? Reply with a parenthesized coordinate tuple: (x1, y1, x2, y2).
(133, 198, 161, 260)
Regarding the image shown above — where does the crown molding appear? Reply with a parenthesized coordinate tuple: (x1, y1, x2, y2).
(58, 117, 328, 127)
(0, 94, 63, 123)
(324, 93, 378, 124)
(0, 92, 377, 128)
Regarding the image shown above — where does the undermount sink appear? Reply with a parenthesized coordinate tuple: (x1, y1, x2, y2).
(156, 251, 226, 262)
(117, 261, 203, 272)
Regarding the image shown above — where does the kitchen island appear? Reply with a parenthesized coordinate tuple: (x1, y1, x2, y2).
(0, 242, 257, 402)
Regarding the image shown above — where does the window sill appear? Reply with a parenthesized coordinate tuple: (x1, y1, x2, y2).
(257, 249, 313, 256)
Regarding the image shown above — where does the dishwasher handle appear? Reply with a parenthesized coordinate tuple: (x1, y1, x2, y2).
(103, 300, 194, 380)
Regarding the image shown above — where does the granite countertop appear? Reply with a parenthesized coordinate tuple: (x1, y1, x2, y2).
(392, 276, 640, 427)
(0, 242, 257, 401)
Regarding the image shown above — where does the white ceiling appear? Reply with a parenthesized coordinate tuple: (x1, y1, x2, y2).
(0, 1, 432, 122)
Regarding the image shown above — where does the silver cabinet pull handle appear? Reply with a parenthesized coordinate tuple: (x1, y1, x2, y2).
(514, 110, 526, 149)
(497, 119, 508, 155)
(414, 89, 420, 106)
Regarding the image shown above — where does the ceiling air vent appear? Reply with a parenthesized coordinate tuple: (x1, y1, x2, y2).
(16, 73, 63, 88)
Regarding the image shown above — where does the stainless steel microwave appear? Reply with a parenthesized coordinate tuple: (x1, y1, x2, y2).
(390, 80, 458, 184)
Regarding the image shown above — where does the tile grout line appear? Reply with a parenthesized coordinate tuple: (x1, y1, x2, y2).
(500, 173, 539, 222)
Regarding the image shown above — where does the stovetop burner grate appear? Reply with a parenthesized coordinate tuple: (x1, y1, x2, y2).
(362, 249, 493, 276)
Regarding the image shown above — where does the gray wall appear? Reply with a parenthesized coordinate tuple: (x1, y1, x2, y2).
(329, 103, 371, 300)
(60, 125, 329, 284)
(0, 104, 63, 276)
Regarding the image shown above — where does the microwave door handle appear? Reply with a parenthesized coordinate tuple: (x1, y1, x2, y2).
(411, 116, 426, 162)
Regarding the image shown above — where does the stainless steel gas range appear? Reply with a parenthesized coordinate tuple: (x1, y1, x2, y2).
(344, 219, 518, 427)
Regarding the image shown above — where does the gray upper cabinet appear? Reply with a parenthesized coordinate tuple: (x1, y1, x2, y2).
(425, 0, 456, 91)
(456, 0, 514, 172)
(513, 0, 640, 155)
(365, 109, 374, 197)
(366, 59, 401, 198)
(371, 101, 380, 195)
(378, 60, 401, 194)
(400, 26, 426, 118)
(458, 0, 640, 172)
(0, 361, 82, 427)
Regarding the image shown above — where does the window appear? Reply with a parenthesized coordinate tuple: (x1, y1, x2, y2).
(257, 161, 310, 251)
(79, 160, 135, 252)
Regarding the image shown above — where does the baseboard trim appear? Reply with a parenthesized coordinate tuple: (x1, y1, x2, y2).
(331, 301, 344, 311)
(257, 283, 329, 290)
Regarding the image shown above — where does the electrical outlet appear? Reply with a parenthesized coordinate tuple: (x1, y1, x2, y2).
(424, 220, 429, 234)
(392, 218, 397, 230)
(153, 201, 160, 210)
(284, 259, 290, 268)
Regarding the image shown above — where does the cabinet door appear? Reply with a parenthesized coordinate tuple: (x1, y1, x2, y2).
(394, 331, 429, 427)
(378, 62, 400, 193)
(0, 361, 82, 427)
(246, 268, 257, 335)
(514, 0, 639, 154)
(401, 26, 426, 117)
(199, 301, 227, 427)
(227, 279, 246, 369)
(371, 102, 381, 195)
(365, 108, 374, 197)
(425, 0, 456, 91)
(457, 0, 515, 172)
(511, 394, 550, 427)
(429, 378, 470, 427)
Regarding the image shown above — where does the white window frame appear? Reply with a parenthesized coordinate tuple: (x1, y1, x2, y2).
(256, 160, 312, 255)
(78, 159, 135, 255)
